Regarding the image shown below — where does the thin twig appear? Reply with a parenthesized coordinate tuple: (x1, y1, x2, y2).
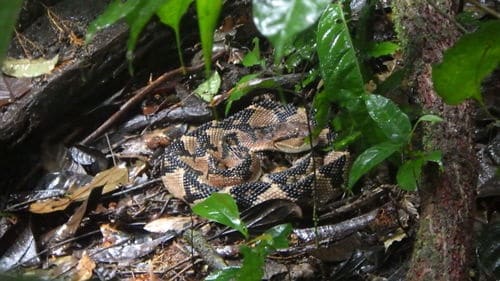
(81, 51, 226, 145)
(467, 0, 500, 19)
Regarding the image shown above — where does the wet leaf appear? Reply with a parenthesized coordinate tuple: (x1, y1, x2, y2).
(348, 142, 400, 189)
(0, 224, 39, 271)
(192, 193, 248, 238)
(365, 94, 411, 144)
(314, 3, 366, 135)
(85, 0, 140, 43)
(252, 0, 329, 61)
(262, 223, 292, 249)
(196, 0, 222, 75)
(0, 0, 23, 60)
(432, 20, 500, 105)
(156, 0, 194, 68)
(194, 70, 221, 102)
(2, 55, 59, 78)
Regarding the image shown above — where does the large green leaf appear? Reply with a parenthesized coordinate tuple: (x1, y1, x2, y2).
(316, 3, 365, 110)
(396, 151, 443, 191)
(85, 0, 141, 43)
(432, 20, 500, 105)
(365, 94, 411, 145)
(157, 0, 194, 68)
(252, 0, 330, 61)
(192, 193, 248, 238)
(125, 0, 169, 60)
(348, 142, 400, 189)
(238, 245, 266, 281)
(0, 0, 23, 62)
(314, 3, 367, 135)
(196, 0, 222, 76)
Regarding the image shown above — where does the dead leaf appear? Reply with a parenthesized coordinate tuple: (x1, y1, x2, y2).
(144, 216, 192, 234)
(2, 55, 59, 78)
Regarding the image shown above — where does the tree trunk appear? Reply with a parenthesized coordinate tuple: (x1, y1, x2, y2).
(393, 1, 477, 280)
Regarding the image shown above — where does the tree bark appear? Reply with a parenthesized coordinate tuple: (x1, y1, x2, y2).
(393, 1, 477, 280)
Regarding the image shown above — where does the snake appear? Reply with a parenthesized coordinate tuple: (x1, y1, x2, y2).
(159, 100, 348, 208)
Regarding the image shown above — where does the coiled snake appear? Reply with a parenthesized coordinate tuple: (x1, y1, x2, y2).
(160, 100, 348, 208)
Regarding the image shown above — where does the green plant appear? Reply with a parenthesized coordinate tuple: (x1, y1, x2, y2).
(192, 193, 292, 281)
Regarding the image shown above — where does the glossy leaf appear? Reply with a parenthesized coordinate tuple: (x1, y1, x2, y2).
(348, 142, 400, 189)
(316, 3, 365, 109)
(157, 0, 194, 68)
(192, 193, 248, 238)
(0, 0, 23, 61)
(194, 70, 221, 102)
(365, 94, 411, 144)
(85, 0, 140, 43)
(125, 0, 169, 61)
(196, 0, 222, 76)
(432, 20, 500, 105)
(314, 3, 366, 135)
(262, 223, 292, 249)
(396, 158, 422, 191)
(252, 0, 330, 61)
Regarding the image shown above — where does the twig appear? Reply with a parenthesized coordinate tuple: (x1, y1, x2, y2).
(467, 0, 500, 19)
(81, 51, 226, 145)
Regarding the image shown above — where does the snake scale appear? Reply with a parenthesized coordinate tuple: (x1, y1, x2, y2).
(160, 100, 348, 208)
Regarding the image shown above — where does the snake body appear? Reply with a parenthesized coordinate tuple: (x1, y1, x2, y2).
(160, 100, 348, 208)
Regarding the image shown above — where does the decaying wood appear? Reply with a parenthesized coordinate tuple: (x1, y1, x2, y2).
(393, 1, 477, 280)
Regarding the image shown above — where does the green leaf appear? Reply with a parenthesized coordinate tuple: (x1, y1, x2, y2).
(85, 0, 141, 43)
(432, 20, 500, 105)
(416, 114, 443, 124)
(422, 150, 443, 170)
(192, 193, 248, 238)
(396, 151, 443, 191)
(157, 0, 194, 68)
(242, 37, 264, 67)
(194, 71, 221, 102)
(238, 245, 265, 281)
(263, 224, 292, 249)
(348, 142, 400, 189)
(224, 73, 261, 114)
(205, 267, 240, 281)
(396, 159, 423, 191)
(365, 94, 411, 144)
(314, 3, 367, 136)
(0, 0, 23, 62)
(125, 0, 169, 61)
(367, 41, 400, 58)
(252, 0, 330, 62)
(196, 0, 222, 76)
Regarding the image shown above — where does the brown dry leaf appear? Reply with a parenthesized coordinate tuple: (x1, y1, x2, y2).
(29, 166, 128, 213)
(144, 216, 192, 234)
(69, 165, 129, 202)
(29, 197, 72, 213)
(73, 253, 95, 281)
